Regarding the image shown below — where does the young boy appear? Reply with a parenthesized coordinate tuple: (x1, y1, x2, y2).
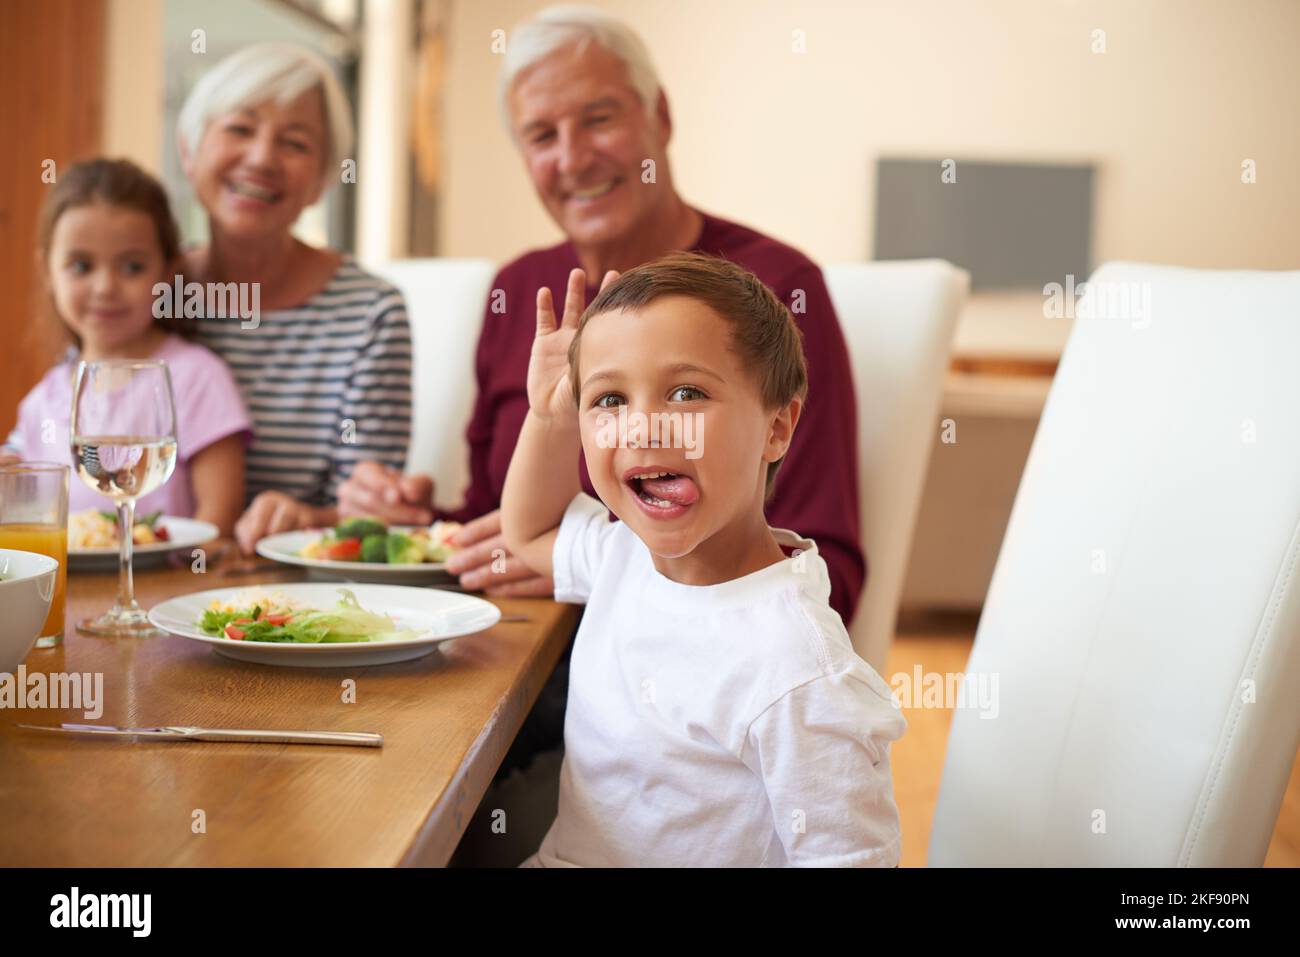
(502, 252, 905, 867)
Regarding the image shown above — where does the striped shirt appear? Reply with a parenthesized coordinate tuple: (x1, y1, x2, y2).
(193, 256, 413, 506)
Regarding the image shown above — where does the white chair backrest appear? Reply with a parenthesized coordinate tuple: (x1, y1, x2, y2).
(824, 260, 968, 672)
(370, 258, 495, 511)
(929, 262, 1300, 866)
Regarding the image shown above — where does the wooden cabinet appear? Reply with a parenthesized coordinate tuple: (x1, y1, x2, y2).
(900, 365, 1053, 612)
(0, 0, 104, 438)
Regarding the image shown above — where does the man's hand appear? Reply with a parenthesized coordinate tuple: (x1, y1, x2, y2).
(444, 509, 553, 597)
(337, 460, 435, 526)
(234, 490, 327, 554)
(0, 452, 21, 467)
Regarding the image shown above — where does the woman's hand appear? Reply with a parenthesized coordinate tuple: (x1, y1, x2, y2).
(234, 490, 331, 555)
(528, 267, 618, 420)
(444, 509, 553, 597)
(337, 460, 435, 526)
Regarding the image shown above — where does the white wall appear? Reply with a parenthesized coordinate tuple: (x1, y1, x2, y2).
(106, 0, 1300, 302)
(440, 0, 1300, 357)
(102, 0, 164, 173)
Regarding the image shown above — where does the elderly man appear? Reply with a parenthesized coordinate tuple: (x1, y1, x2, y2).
(341, 6, 865, 624)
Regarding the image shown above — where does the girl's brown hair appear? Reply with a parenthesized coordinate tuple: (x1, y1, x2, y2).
(569, 251, 809, 497)
(34, 158, 182, 355)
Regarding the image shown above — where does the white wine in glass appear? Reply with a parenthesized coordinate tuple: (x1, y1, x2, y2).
(72, 437, 177, 501)
(70, 360, 178, 636)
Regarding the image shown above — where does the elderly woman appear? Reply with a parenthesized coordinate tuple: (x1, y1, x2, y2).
(339, 7, 863, 620)
(176, 43, 413, 552)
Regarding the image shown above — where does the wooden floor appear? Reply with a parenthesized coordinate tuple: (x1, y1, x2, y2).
(887, 613, 1300, 867)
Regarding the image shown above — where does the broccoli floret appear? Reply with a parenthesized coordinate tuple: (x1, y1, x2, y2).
(386, 532, 424, 565)
(336, 518, 388, 541)
(360, 533, 389, 563)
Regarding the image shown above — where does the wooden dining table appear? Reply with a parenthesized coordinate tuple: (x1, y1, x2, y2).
(0, 543, 579, 866)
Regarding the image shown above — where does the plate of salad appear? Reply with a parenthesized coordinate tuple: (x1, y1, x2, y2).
(69, 510, 219, 571)
(147, 583, 501, 667)
(255, 518, 463, 584)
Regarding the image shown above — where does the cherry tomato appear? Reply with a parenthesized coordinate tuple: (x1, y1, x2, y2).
(324, 539, 362, 561)
(225, 625, 246, 640)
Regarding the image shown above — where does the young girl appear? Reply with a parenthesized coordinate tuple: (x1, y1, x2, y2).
(2, 158, 252, 535)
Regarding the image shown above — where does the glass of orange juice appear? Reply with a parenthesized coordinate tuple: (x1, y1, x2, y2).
(0, 462, 70, 647)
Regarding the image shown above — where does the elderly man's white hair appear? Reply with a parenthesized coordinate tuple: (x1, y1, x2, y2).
(498, 4, 663, 129)
(178, 42, 353, 190)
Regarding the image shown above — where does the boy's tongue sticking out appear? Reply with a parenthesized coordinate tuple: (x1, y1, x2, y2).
(627, 470, 700, 510)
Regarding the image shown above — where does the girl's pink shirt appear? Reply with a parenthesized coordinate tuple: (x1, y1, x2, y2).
(7, 333, 254, 517)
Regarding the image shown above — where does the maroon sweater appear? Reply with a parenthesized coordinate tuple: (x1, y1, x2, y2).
(443, 210, 865, 622)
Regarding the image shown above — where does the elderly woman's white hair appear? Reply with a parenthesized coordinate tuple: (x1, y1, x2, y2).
(498, 4, 663, 128)
(178, 42, 353, 190)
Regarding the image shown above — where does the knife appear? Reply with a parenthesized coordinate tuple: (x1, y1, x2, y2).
(18, 723, 383, 747)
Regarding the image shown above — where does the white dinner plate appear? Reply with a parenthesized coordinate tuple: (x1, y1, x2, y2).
(147, 582, 501, 667)
(70, 516, 220, 571)
(255, 528, 456, 585)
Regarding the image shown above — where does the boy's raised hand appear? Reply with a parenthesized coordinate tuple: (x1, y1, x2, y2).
(528, 267, 618, 420)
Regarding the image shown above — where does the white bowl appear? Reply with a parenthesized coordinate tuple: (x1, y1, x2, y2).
(0, 549, 59, 673)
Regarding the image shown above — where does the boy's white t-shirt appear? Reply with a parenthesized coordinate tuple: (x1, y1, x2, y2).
(526, 492, 907, 868)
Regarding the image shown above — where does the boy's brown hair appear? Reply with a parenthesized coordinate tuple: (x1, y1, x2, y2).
(34, 158, 182, 355)
(568, 251, 809, 497)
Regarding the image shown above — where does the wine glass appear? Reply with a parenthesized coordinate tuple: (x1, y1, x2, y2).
(70, 360, 178, 636)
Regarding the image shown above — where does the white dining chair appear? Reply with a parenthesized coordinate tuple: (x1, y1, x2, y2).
(929, 262, 1300, 866)
(824, 260, 969, 673)
(370, 258, 496, 511)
